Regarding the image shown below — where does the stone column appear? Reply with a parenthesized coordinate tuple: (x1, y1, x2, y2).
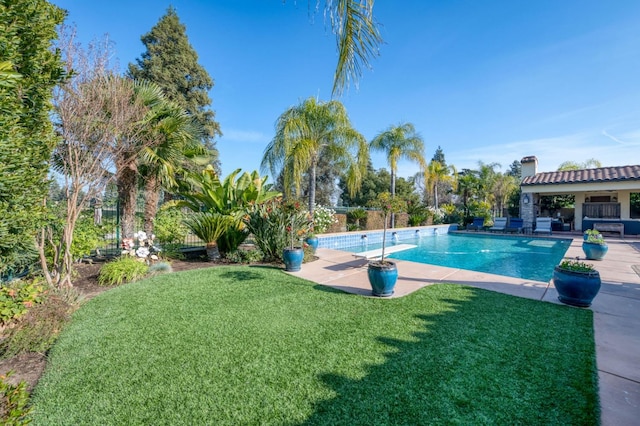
(521, 192, 535, 232)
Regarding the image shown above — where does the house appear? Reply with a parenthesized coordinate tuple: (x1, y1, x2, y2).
(519, 156, 640, 235)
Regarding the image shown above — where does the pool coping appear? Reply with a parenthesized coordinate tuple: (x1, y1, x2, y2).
(289, 233, 640, 426)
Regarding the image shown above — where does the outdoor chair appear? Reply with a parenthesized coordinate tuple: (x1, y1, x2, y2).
(534, 217, 552, 235)
(489, 217, 507, 232)
(466, 217, 485, 231)
(507, 218, 524, 233)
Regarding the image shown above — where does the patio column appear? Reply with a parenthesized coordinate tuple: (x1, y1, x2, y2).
(574, 193, 585, 232)
(619, 190, 631, 219)
(521, 192, 535, 231)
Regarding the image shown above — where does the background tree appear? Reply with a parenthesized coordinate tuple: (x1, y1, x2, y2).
(506, 160, 522, 179)
(424, 160, 456, 209)
(491, 174, 518, 218)
(261, 97, 368, 213)
(39, 28, 128, 287)
(339, 166, 414, 207)
(128, 6, 221, 170)
(0, 0, 66, 276)
(369, 122, 426, 227)
(557, 158, 602, 171)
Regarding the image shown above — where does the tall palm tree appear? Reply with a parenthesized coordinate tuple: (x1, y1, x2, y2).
(455, 170, 479, 220)
(476, 161, 500, 204)
(261, 97, 368, 214)
(369, 122, 426, 227)
(114, 79, 179, 239)
(138, 102, 210, 236)
(492, 173, 518, 217)
(424, 160, 456, 209)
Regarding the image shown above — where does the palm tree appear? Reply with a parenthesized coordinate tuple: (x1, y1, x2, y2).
(476, 161, 500, 205)
(324, 0, 383, 96)
(424, 160, 457, 209)
(261, 97, 368, 214)
(138, 101, 209, 237)
(492, 173, 518, 218)
(369, 122, 426, 227)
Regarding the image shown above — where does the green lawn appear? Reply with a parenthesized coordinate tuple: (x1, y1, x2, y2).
(31, 266, 598, 425)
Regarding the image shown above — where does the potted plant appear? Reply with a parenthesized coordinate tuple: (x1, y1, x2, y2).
(553, 258, 601, 307)
(583, 228, 601, 241)
(282, 202, 309, 272)
(367, 193, 406, 297)
(304, 232, 319, 255)
(582, 231, 608, 260)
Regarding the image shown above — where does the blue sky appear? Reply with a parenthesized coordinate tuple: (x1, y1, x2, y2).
(52, 0, 640, 180)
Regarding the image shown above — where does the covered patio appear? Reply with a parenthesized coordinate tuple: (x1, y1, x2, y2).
(519, 156, 640, 235)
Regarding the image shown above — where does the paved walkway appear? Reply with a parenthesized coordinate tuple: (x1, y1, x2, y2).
(291, 234, 640, 426)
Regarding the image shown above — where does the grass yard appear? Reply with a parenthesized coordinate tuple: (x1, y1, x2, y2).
(30, 266, 598, 425)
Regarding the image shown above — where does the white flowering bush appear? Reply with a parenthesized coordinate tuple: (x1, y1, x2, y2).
(310, 205, 337, 234)
(121, 231, 161, 263)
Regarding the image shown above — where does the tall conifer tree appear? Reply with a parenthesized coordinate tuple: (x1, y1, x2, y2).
(128, 6, 221, 168)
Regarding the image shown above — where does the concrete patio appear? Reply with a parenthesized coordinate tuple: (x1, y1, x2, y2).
(290, 234, 640, 426)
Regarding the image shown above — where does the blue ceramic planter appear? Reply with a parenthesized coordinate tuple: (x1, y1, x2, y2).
(283, 247, 304, 272)
(305, 236, 319, 255)
(367, 261, 398, 297)
(582, 242, 608, 260)
(553, 266, 601, 307)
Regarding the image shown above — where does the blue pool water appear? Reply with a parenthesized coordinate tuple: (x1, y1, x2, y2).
(344, 233, 571, 282)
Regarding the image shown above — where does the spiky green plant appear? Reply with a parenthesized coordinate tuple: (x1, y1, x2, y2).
(183, 212, 232, 261)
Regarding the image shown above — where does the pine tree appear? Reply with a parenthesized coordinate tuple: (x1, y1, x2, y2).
(0, 0, 66, 275)
(128, 6, 221, 167)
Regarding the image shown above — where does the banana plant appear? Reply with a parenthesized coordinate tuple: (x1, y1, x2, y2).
(171, 166, 281, 215)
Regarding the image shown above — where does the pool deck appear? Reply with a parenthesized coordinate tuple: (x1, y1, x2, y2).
(289, 232, 640, 426)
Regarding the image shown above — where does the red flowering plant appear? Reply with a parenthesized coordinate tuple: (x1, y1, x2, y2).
(244, 198, 311, 262)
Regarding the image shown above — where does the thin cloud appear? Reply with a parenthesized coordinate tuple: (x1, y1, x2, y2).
(602, 129, 640, 146)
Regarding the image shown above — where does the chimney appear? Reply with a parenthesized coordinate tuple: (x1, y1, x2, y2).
(521, 156, 538, 178)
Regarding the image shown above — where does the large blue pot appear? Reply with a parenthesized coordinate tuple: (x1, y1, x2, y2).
(305, 236, 319, 255)
(367, 261, 398, 297)
(283, 247, 304, 272)
(582, 242, 608, 260)
(553, 266, 601, 307)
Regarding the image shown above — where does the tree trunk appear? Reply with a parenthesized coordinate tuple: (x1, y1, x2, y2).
(434, 183, 439, 209)
(118, 165, 138, 239)
(308, 158, 317, 214)
(144, 176, 160, 237)
(390, 169, 396, 228)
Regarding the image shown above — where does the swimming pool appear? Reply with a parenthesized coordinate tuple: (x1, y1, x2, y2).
(343, 233, 571, 282)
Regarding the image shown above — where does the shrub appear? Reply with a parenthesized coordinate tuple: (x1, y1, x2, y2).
(311, 205, 337, 234)
(0, 280, 47, 326)
(148, 262, 173, 277)
(346, 207, 367, 229)
(217, 220, 249, 255)
(154, 208, 188, 244)
(346, 223, 360, 232)
(98, 257, 149, 286)
(0, 292, 76, 358)
(71, 212, 105, 260)
(244, 199, 311, 263)
(0, 372, 32, 425)
(224, 248, 264, 264)
(158, 243, 185, 260)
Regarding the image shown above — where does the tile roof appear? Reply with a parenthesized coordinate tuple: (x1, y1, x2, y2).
(521, 165, 640, 186)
